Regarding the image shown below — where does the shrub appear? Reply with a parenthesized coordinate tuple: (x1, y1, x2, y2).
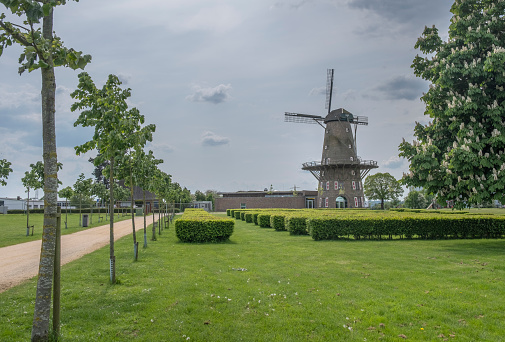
(175, 209, 234, 243)
(286, 215, 308, 235)
(257, 214, 271, 228)
(270, 214, 286, 231)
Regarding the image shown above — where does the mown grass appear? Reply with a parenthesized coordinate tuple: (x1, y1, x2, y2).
(1, 213, 504, 341)
(0, 212, 131, 248)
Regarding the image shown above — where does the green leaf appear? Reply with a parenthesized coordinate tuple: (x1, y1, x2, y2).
(42, 3, 52, 16)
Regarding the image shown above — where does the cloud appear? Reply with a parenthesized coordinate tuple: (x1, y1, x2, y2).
(117, 73, 132, 85)
(309, 86, 326, 96)
(382, 156, 405, 169)
(201, 131, 230, 147)
(372, 76, 426, 101)
(347, 0, 449, 25)
(147, 142, 175, 154)
(186, 84, 232, 104)
(271, 0, 313, 10)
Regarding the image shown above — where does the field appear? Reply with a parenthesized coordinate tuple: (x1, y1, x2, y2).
(1, 213, 504, 341)
(0, 212, 132, 248)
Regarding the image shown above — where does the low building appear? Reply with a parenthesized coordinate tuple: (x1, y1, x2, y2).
(215, 190, 318, 212)
(0, 197, 45, 211)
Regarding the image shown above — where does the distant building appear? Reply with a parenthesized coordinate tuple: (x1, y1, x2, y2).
(0, 197, 45, 211)
(214, 190, 318, 212)
(193, 201, 213, 212)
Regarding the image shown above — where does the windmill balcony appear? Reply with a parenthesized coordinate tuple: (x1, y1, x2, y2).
(302, 158, 378, 170)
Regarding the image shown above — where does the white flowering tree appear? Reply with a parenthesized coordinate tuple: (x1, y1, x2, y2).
(399, 0, 505, 209)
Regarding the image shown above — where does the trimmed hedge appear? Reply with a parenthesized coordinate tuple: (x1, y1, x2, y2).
(270, 214, 286, 231)
(257, 214, 271, 228)
(234, 208, 505, 241)
(175, 209, 234, 243)
(285, 215, 309, 235)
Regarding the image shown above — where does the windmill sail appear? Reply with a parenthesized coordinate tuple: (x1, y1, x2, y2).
(284, 112, 324, 124)
(325, 69, 334, 115)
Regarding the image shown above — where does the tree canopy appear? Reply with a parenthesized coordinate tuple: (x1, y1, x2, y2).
(0, 159, 12, 186)
(364, 172, 403, 210)
(399, 0, 505, 209)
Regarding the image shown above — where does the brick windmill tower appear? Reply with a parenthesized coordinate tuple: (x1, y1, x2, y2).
(285, 69, 378, 208)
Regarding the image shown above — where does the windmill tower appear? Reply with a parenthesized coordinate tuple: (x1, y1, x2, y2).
(285, 69, 378, 208)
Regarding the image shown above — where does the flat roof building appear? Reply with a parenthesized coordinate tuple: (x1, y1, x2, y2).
(214, 190, 318, 212)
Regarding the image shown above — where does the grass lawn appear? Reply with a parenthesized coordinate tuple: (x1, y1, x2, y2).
(1, 213, 504, 341)
(0, 212, 131, 248)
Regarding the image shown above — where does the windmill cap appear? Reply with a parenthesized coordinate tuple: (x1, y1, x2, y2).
(324, 108, 354, 123)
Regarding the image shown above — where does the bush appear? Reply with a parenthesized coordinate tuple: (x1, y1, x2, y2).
(270, 215, 286, 231)
(245, 213, 253, 223)
(285, 216, 308, 235)
(257, 214, 271, 228)
(175, 209, 234, 243)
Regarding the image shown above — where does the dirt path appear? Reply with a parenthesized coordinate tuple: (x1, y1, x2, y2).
(0, 215, 159, 293)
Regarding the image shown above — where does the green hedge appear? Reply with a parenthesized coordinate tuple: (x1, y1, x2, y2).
(270, 214, 286, 231)
(245, 213, 253, 223)
(257, 214, 271, 228)
(175, 209, 234, 243)
(285, 215, 308, 235)
(307, 216, 505, 241)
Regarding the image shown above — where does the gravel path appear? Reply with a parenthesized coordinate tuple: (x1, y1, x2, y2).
(0, 215, 158, 293)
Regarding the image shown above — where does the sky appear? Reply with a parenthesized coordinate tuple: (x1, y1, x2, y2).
(0, 0, 454, 199)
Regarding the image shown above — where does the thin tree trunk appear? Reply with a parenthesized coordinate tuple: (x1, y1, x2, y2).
(143, 190, 147, 248)
(65, 198, 68, 229)
(109, 158, 115, 284)
(152, 203, 156, 241)
(130, 162, 137, 260)
(31, 7, 57, 341)
(26, 188, 30, 236)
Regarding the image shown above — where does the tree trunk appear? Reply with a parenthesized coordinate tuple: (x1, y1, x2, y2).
(26, 188, 30, 236)
(109, 158, 115, 284)
(31, 7, 57, 341)
(151, 204, 156, 241)
(143, 190, 147, 248)
(65, 198, 68, 229)
(381, 199, 384, 210)
(79, 197, 82, 227)
(130, 163, 137, 260)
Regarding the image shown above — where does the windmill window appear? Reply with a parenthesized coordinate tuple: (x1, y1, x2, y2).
(351, 170, 356, 176)
(326, 181, 330, 191)
(354, 197, 358, 207)
(349, 144, 352, 149)
(322, 171, 325, 177)
(325, 197, 329, 208)
(327, 158, 330, 164)
(350, 157, 354, 161)
(324, 145, 328, 150)
(334, 181, 338, 190)
(346, 128, 349, 132)
(352, 181, 356, 190)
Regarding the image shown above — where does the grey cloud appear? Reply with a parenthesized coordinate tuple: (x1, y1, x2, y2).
(201, 131, 230, 147)
(347, 0, 449, 25)
(117, 73, 132, 85)
(373, 76, 426, 101)
(382, 156, 404, 169)
(186, 84, 232, 104)
(271, 0, 313, 10)
(309, 86, 326, 96)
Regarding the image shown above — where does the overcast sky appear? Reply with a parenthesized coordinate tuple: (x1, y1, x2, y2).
(0, 0, 454, 199)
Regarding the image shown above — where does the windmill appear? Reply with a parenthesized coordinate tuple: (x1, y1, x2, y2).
(285, 69, 378, 208)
